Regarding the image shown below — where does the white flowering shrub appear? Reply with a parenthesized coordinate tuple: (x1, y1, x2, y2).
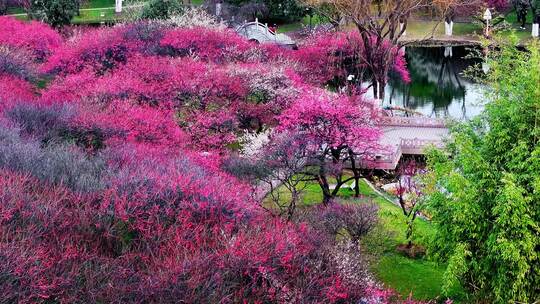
(161, 8, 227, 30)
(328, 241, 375, 288)
(239, 129, 271, 157)
(229, 66, 300, 106)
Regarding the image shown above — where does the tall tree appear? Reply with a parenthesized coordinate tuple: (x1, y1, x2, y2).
(277, 92, 381, 204)
(424, 41, 540, 302)
(302, 0, 479, 99)
(24, 0, 80, 27)
(395, 160, 424, 248)
(141, 0, 184, 19)
(301, 0, 429, 99)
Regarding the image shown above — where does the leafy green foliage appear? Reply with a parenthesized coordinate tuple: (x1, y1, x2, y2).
(424, 41, 540, 303)
(140, 0, 184, 20)
(226, 0, 306, 22)
(27, 0, 80, 27)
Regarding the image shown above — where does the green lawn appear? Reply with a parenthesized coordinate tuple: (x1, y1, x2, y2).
(72, 7, 116, 24)
(265, 178, 468, 302)
(375, 254, 467, 301)
(6, 6, 25, 14)
(277, 14, 327, 33)
(82, 0, 116, 9)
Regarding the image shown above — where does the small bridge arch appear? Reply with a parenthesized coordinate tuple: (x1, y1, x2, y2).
(236, 19, 296, 48)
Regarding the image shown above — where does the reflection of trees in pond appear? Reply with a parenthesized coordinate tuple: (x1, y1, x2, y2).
(386, 46, 480, 119)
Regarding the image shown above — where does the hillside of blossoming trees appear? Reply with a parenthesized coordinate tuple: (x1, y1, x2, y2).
(0, 15, 432, 303)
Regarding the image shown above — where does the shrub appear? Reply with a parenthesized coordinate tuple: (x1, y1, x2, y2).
(43, 27, 138, 75)
(162, 7, 226, 30)
(305, 201, 379, 243)
(6, 103, 113, 151)
(6, 103, 75, 137)
(0, 76, 35, 110)
(160, 27, 253, 63)
(121, 21, 165, 55)
(0, 47, 36, 81)
(0, 123, 107, 192)
(186, 220, 363, 303)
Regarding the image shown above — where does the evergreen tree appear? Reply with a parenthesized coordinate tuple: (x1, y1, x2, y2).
(141, 0, 184, 20)
(225, 0, 306, 22)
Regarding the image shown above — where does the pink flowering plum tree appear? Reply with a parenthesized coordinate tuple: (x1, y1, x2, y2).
(291, 31, 410, 96)
(277, 91, 382, 204)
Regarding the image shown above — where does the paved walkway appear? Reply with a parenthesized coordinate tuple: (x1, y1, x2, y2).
(6, 4, 145, 17)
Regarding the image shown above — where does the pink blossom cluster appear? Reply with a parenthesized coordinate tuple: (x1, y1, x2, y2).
(0, 16, 61, 61)
(293, 31, 410, 86)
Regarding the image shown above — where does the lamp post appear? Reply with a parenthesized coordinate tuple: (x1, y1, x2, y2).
(483, 8, 492, 38)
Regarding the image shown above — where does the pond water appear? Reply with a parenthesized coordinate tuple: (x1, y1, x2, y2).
(367, 46, 488, 120)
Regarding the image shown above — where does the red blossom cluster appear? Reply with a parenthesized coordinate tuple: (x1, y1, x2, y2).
(277, 92, 381, 150)
(0, 76, 35, 110)
(0, 17, 433, 303)
(161, 27, 253, 63)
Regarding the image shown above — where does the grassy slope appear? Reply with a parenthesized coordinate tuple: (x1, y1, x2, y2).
(265, 179, 467, 302)
(72, 8, 116, 24)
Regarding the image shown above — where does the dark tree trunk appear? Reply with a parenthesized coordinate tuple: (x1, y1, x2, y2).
(317, 155, 332, 205)
(349, 149, 361, 198)
(287, 189, 299, 221)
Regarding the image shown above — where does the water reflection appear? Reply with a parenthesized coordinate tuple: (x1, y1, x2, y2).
(370, 46, 487, 120)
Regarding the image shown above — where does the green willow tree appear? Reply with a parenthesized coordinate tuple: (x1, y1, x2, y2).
(424, 40, 540, 303)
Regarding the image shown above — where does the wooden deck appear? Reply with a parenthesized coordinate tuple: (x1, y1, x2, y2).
(361, 116, 449, 170)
